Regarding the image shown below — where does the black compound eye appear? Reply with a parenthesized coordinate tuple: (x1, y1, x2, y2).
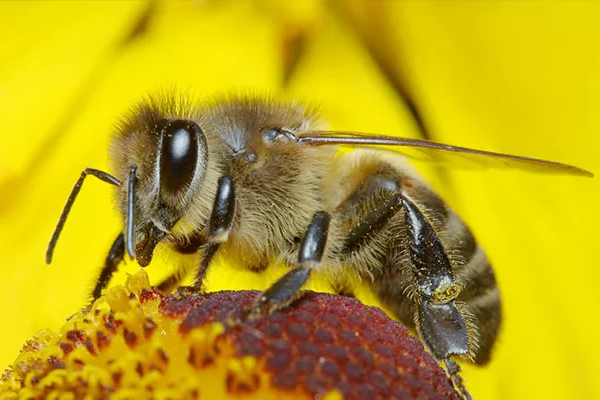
(160, 120, 201, 195)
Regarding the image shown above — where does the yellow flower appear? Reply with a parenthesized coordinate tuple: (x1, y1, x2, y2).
(1, 1, 598, 399)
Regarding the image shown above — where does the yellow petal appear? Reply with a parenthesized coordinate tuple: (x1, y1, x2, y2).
(0, 1, 147, 183)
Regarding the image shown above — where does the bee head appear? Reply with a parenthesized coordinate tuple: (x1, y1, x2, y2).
(111, 100, 209, 266)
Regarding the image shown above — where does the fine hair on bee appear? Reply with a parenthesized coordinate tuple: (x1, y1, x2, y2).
(46, 91, 594, 399)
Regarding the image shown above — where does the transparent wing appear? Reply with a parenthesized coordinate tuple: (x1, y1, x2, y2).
(297, 131, 593, 177)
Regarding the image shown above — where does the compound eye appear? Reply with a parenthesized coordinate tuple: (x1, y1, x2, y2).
(160, 120, 201, 196)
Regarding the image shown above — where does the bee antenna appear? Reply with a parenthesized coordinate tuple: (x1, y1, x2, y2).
(125, 165, 138, 259)
(46, 168, 121, 264)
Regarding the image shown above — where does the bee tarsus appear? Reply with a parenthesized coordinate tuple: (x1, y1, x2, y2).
(443, 358, 473, 400)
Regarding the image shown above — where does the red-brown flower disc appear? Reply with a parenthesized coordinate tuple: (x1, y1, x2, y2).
(0, 271, 459, 399)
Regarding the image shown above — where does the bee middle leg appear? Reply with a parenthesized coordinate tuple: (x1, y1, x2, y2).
(239, 211, 331, 321)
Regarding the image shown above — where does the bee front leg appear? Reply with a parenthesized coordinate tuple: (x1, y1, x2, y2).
(156, 230, 205, 294)
(239, 211, 331, 321)
(66, 232, 125, 321)
(91, 232, 126, 301)
(194, 176, 236, 290)
(401, 195, 472, 400)
(171, 176, 235, 298)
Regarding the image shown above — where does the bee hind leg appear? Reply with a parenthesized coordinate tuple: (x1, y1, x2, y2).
(238, 211, 331, 321)
(401, 195, 472, 399)
(338, 186, 473, 399)
(331, 158, 474, 398)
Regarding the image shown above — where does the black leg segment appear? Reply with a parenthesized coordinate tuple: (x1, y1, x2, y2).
(193, 176, 236, 289)
(299, 211, 331, 264)
(241, 211, 331, 320)
(443, 359, 473, 400)
(400, 195, 460, 303)
(401, 194, 467, 359)
(46, 168, 121, 264)
(207, 176, 236, 242)
(252, 268, 312, 314)
(92, 233, 125, 300)
(401, 194, 471, 399)
(417, 301, 469, 360)
(342, 194, 403, 255)
(194, 244, 219, 290)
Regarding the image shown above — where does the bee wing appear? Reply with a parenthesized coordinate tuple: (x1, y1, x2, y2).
(297, 131, 593, 177)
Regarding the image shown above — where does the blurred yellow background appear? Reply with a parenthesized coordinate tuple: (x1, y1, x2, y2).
(0, 1, 599, 399)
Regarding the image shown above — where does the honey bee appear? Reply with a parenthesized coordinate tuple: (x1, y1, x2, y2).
(46, 93, 593, 399)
